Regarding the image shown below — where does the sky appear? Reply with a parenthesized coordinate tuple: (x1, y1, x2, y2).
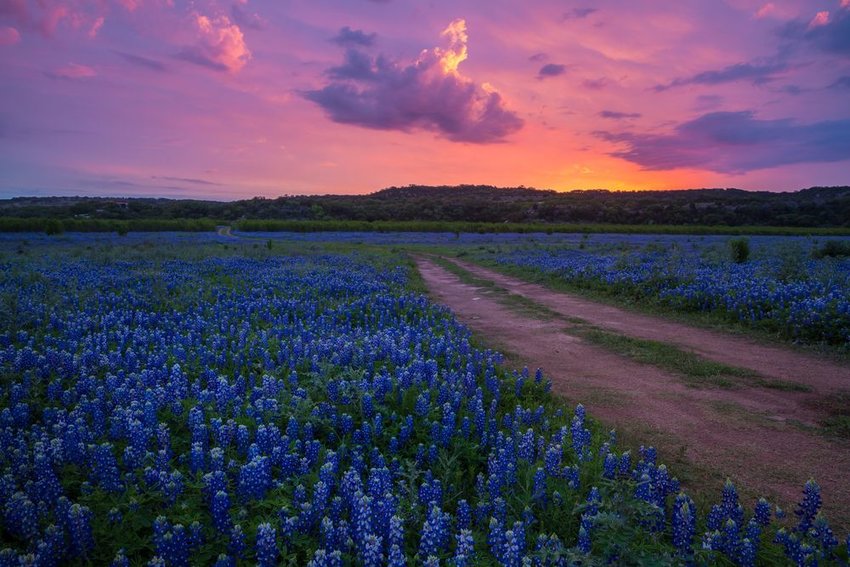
(1, 0, 849, 199)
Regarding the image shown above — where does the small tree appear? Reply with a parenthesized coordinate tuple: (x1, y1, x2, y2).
(729, 238, 750, 263)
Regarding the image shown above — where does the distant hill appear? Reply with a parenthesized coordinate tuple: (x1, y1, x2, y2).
(1, 185, 849, 228)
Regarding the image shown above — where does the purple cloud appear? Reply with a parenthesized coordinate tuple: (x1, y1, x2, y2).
(829, 75, 850, 89)
(116, 51, 169, 72)
(596, 111, 850, 173)
(332, 26, 376, 48)
(582, 78, 608, 90)
(782, 8, 850, 58)
(231, 2, 265, 31)
(538, 63, 567, 78)
(599, 110, 641, 120)
(562, 8, 597, 21)
(654, 60, 787, 91)
(305, 19, 523, 143)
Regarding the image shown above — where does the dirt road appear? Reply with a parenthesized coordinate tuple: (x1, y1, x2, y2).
(447, 257, 850, 392)
(415, 256, 850, 528)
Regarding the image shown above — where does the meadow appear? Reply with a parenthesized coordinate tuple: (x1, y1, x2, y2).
(0, 233, 847, 565)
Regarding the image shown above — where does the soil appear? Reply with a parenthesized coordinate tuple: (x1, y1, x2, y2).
(414, 256, 850, 530)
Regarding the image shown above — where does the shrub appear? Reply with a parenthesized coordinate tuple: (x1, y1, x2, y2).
(813, 240, 850, 259)
(729, 237, 750, 263)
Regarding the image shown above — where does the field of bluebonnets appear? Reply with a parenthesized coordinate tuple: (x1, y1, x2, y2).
(0, 232, 848, 565)
(458, 234, 850, 348)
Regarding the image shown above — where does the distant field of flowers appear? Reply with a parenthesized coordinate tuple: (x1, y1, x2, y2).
(470, 235, 850, 346)
(0, 235, 847, 565)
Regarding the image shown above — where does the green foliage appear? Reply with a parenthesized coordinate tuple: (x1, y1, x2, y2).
(43, 219, 64, 235)
(2, 185, 850, 230)
(813, 240, 850, 259)
(232, 219, 850, 237)
(0, 217, 218, 233)
(728, 238, 750, 263)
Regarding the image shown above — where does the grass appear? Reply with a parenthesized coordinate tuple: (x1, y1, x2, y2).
(579, 328, 812, 392)
(232, 218, 850, 237)
(811, 390, 850, 438)
(579, 328, 752, 388)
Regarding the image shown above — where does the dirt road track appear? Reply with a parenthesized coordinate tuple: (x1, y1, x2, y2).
(415, 256, 850, 528)
(446, 257, 850, 393)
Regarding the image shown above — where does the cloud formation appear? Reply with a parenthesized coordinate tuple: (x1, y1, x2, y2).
(538, 63, 566, 78)
(0, 0, 139, 39)
(178, 14, 250, 73)
(599, 110, 641, 120)
(755, 3, 776, 19)
(116, 51, 168, 72)
(230, 1, 264, 31)
(45, 62, 97, 80)
(829, 75, 850, 89)
(332, 26, 376, 48)
(782, 7, 850, 57)
(654, 60, 786, 91)
(596, 111, 850, 173)
(0, 26, 20, 45)
(304, 19, 522, 143)
(562, 8, 596, 21)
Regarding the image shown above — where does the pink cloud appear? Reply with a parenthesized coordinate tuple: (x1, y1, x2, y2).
(88, 16, 104, 38)
(177, 14, 251, 73)
(305, 19, 523, 144)
(842, 0, 850, 9)
(47, 62, 97, 80)
(808, 11, 830, 29)
(754, 3, 775, 19)
(0, 26, 20, 45)
(117, 0, 143, 11)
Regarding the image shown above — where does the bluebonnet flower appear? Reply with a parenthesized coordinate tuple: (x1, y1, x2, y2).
(603, 452, 618, 479)
(794, 479, 821, 534)
(754, 497, 771, 526)
(739, 538, 756, 567)
(388, 515, 404, 549)
(157, 523, 189, 567)
(238, 456, 271, 501)
(3, 492, 39, 541)
(67, 504, 94, 559)
(212, 490, 232, 533)
(419, 505, 449, 558)
(110, 549, 130, 567)
(454, 528, 475, 566)
(488, 516, 506, 560)
(577, 525, 591, 554)
(544, 445, 561, 478)
(255, 522, 278, 567)
(228, 525, 246, 559)
(362, 534, 382, 567)
(90, 443, 123, 492)
(456, 500, 471, 531)
(810, 515, 838, 553)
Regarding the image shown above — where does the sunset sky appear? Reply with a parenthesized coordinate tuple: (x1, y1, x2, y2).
(1, 0, 849, 199)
